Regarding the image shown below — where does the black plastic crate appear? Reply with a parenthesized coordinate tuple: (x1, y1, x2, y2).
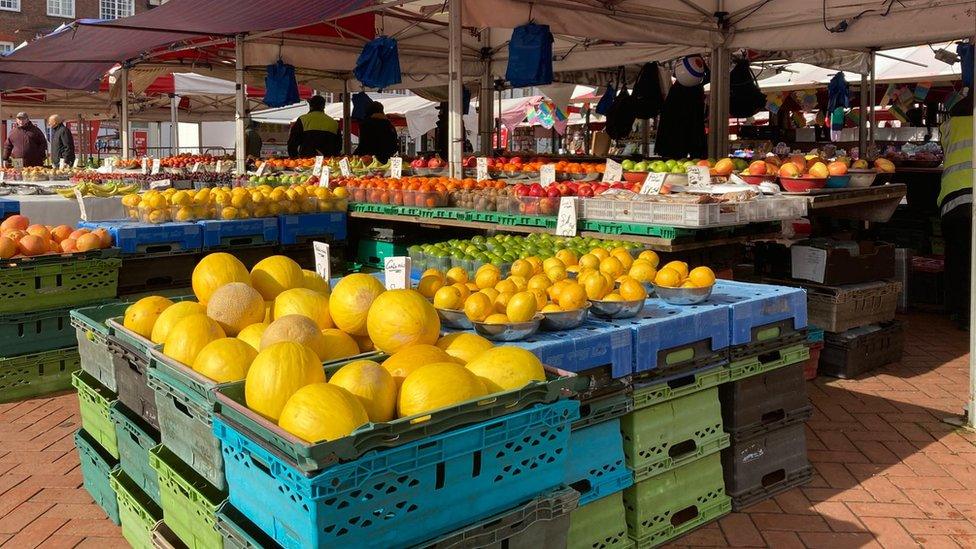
(819, 321, 904, 379)
(106, 335, 159, 430)
(117, 251, 200, 296)
(722, 423, 813, 511)
(720, 363, 811, 441)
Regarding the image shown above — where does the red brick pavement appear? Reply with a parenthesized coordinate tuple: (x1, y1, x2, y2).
(1, 312, 974, 548)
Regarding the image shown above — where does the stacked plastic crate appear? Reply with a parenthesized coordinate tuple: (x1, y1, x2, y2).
(711, 280, 813, 510)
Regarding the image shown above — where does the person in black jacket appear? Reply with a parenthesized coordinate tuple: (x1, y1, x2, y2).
(287, 95, 341, 158)
(354, 101, 398, 163)
(47, 114, 75, 167)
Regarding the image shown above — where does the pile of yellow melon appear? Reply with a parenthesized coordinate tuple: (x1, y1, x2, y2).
(419, 247, 660, 324)
(121, 252, 546, 445)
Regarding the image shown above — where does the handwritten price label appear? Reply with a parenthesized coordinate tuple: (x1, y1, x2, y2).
(191, 162, 201, 173)
(686, 165, 711, 188)
(141, 158, 149, 174)
(639, 172, 666, 195)
(390, 157, 402, 179)
(313, 241, 331, 282)
(255, 161, 266, 176)
(476, 157, 488, 181)
(312, 155, 324, 177)
(540, 164, 556, 185)
(555, 197, 578, 236)
(150, 179, 171, 190)
(384, 256, 411, 289)
(602, 159, 622, 183)
(339, 158, 351, 177)
(319, 167, 331, 188)
(151, 158, 162, 175)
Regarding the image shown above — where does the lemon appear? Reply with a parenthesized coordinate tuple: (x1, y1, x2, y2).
(506, 291, 538, 322)
(433, 285, 463, 310)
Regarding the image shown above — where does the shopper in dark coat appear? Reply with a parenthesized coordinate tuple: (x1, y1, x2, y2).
(48, 114, 75, 167)
(3, 112, 48, 167)
(354, 101, 399, 163)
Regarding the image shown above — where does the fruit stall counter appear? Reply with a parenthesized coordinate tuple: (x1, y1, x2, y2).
(1, 194, 124, 226)
(791, 183, 907, 223)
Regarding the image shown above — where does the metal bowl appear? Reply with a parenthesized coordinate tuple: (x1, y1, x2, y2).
(436, 307, 473, 330)
(472, 314, 542, 341)
(846, 169, 876, 188)
(653, 283, 714, 305)
(541, 305, 589, 331)
(588, 298, 645, 319)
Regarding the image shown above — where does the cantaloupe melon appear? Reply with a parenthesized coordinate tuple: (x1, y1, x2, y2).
(206, 282, 265, 336)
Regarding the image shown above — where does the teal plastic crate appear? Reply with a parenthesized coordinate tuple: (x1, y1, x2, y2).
(72, 370, 119, 459)
(357, 239, 408, 269)
(110, 469, 162, 549)
(0, 347, 79, 404)
(111, 402, 162, 505)
(0, 307, 77, 357)
(71, 301, 128, 392)
(74, 428, 121, 525)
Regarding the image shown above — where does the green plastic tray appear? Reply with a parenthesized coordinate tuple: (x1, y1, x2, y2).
(568, 491, 634, 549)
(579, 219, 689, 240)
(149, 445, 225, 549)
(110, 402, 161, 505)
(71, 301, 129, 392)
(467, 210, 502, 224)
(214, 359, 587, 473)
(620, 387, 730, 483)
(418, 207, 469, 220)
(72, 370, 119, 459)
(623, 453, 731, 547)
(0, 307, 78, 358)
(0, 256, 121, 314)
(728, 343, 810, 382)
(0, 347, 80, 404)
(631, 366, 730, 412)
(110, 469, 162, 549)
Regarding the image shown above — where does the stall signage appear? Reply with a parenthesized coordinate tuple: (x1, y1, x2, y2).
(339, 157, 351, 177)
(476, 157, 489, 181)
(312, 156, 324, 176)
(319, 167, 331, 188)
(686, 165, 711, 187)
(74, 188, 88, 221)
(639, 172, 666, 195)
(313, 241, 331, 282)
(540, 164, 556, 185)
(151, 158, 162, 175)
(602, 159, 622, 183)
(390, 157, 402, 179)
(384, 256, 411, 289)
(555, 197, 578, 236)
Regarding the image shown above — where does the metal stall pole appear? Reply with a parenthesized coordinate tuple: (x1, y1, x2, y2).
(640, 119, 650, 157)
(447, 0, 464, 178)
(170, 95, 180, 155)
(342, 80, 352, 155)
(715, 48, 730, 158)
(479, 31, 493, 156)
(234, 34, 246, 173)
(120, 67, 130, 159)
(968, 36, 976, 431)
(868, 50, 876, 154)
(859, 73, 868, 157)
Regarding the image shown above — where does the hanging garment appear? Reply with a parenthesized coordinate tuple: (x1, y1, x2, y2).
(729, 59, 767, 118)
(655, 83, 707, 159)
(505, 23, 554, 87)
(827, 72, 850, 112)
(595, 85, 616, 116)
(354, 36, 402, 90)
(351, 91, 373, 120)
(264, 60, 301, 108)
(631, 62, 664, 119)
(604, 86, 637, 140)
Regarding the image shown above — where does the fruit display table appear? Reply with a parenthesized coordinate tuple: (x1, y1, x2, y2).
(791, 183, 907, 223)
(3, 194, 125, 226)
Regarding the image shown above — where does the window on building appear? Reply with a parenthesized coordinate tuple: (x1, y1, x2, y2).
(47, 0, 74, 17)
(99, 0, 133, 19)
(0, 0, 20, 12)
(0, 42, 14, 55)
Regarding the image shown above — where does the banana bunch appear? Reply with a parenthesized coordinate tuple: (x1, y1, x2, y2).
(57, 181, 141, 199)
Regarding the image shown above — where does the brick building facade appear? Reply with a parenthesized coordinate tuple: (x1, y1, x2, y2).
(0, 0, 153, 53)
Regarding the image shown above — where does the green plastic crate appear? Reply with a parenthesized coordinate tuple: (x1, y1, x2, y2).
(631, 366, 731, 411)
(620, 387, 730, 482)
(110, 402, 161, 505)
(110, 469, 162, 549)
(728, 344, 810, 382)
(623, 453, 731, 547)
(580, 219, 686, 240)
(357, 239, 408, 269)
(72, 370, 119, 458)
(568, 491, 634, 549)
(0, 347, 80, 404)
(0, 256, 121, 314)
(74, 428, 121, 525)
(148, 445, 225, 549)
(0, 307, 78, 357)
(71, 301, 128, 392)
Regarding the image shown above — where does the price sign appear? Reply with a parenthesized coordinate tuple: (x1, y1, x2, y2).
(58, 158, 67, 169)
(151, 158, 162, 175)
(101, 157, 112, 170)
(318, 167, 331, 188)
(555, 197, 578, 236)
(254, 161, 266, 176)
(141, 158, 149, 174)
(191, 162, 201, 173)
(383, 256, 411, 289)
(476, 157, 489, 181)
(313, 241, 331, 283)
(215, 160, 223, 173)
(73, 187, 88, 221)
(686, 165, 711, 188)
(602, 159, 622, 183)
(639, 172, 667, 195)
(339, 157, 351, 177)
(312, 155, 324, 176)
(73, 157, 81, 168)
(390, 157, 403, 179)
(540, 164, 556, 185)
(150, 179, 171, 190)
(12, 158, 24, 169)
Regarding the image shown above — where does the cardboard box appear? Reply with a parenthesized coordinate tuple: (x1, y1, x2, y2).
(791, 240, 895, 285)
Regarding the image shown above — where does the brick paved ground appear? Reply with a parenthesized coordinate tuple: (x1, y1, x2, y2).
(1, 312, 974, 548)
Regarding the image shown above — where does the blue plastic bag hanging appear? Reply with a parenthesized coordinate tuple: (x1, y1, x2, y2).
(827, 72, 850, 112)
(354, 36, 402, 90)
(595, 85, 615, 116)
(263, 60, 301, 108)
(505, 23, 554, 88)
(351, 91, 373, 120)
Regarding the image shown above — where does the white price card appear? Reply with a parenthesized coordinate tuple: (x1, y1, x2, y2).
(639, 172, 667, 195)
(476, 157, 489, 181)
(384, 256, 411, 289)
(215, 160, 223, 173)
(312, 155, 324, 176)
(319, 167, 331, 188)
(602, 159, 622, 183)
(150, 179, 171, 190)
(254, 161, 266, 176)
(191, 162, 201, 173)
(151, 158, 162, 175)
(339, 157, 351, 177)
(686, 165, 711, 188)
(101, 157, 112, 170)
(555, 197, 578, 237)
(390, 157, 403, 179)
(540, 164, 556, 186)
(73, 157, 81, 168)
(73, 187, 88, 221)
(141, 157, 149, 174)
(313, 241, 331, 283)
(58, 158, 67, 170)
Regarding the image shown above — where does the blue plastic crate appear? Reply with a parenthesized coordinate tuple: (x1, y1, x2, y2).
(74, 428, 121, 525)
(278, 212, 347, 245)
(807, 326, 824, 343)
(80, 220, 202, 255)
(510, 320, 633, 378)
(0, 198, 20, 217)
(198, 218, 278, 249)
(710, 280, 807, 346)
(565, 418, 633, 506)
(213, 400, 579, 549)
(604, 299, 729, 374)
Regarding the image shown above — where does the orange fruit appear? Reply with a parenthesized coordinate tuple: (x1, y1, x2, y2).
(421, 268, 445, 281)
(506, 291, 538, 322)
(541, 303, 562, 313)
(654, 268, 682, 288)
(629, 261, 657, 283)
(638, 250, 660, 268)
(446, 267, 468, 284)
(484, 313, 509, 325)
(475, 268, 501, 289)
(545, 266, 567, 283)
(583, 273, 610, 300)
(557, 282, 588, 310)
(590, 247, 609, 261)
(556, 249, 578, 267)
(508, 275, 528, 291)
(494, 291, 515, 313)
(612, 251, 634, 270)
(599, 256, 624, 279)
(494, 279, 518, 294)
(463, 292, 493, 322)
(479, 288, 500, 302)
(416, 275, 445, 299)
(578, 254, 600, 270)
(530, 288, 548, 310)
(688, 266, 716, 287)
(602, 293, 624, 302)
(525, 256, 544, 274)
(619, 278, 647, 301)
(528, 274, 552, 291)
(452, 283, 472, 301)
(681, 280, 698, 288)
(510, 259, 533, 279)
(433, 286, 463, 310)
(662, 261, 689, 279)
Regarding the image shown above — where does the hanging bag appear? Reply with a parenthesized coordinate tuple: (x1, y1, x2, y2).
(729, 59, 767, 118)
(263, 60, 301, 108)
(505, 23, 554, 87)
(595, 84, 616, 116)
(605, 68, 638, 139)
(631, 62, 664, 119)
(354, 36, 403, 90)
(351, 91, 373, 120)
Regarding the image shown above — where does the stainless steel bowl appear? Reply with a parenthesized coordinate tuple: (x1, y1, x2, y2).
(653, 283, 714, 305)
(588, 298, 645, 319)
(472, 314, 543, 341)
(541, 305, 589, 331)
(846, 169, 876, 188)
(436, 307, 473, 330)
